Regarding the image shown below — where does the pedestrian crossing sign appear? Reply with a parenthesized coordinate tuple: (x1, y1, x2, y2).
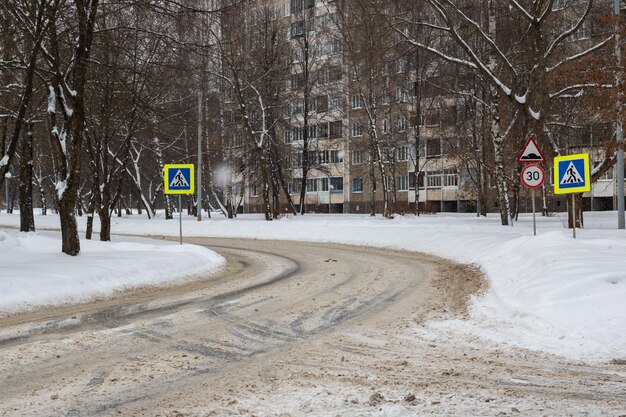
(164, 164, 195, 195)
(553, 154, 590, 194)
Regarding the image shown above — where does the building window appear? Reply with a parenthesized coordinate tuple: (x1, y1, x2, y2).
(352, 94, 364, 109)
(396, 56, 407, 73)
(409, 171, 425, 189)
(397, 146, 408, 161)
(427, 170, 442, 188)
(284, 129, 293, 143)
(352, 122, 363, 137)
(316, 95, 328, 112)
(352, 177, 363, 192)
(317, 68, 329, 85)
(290, 152, 303, 168)
(330, 176, 343, 191)
(290, 99, 304, 116)
(318, 150, 329, 164)
(426, 138, 441, 157)
(318, 122, 329, 138)
(329, 121, 342, 138)
(306, 178, 318, 192)
(291, 20, 304, 38)
(328, 65, 342, 82)
(443, 169, 458, 187)
(396, 87, 408, 103)
(382, 118, 389, 133)
(352, 150, 363, 165)
(398, 115, 407, 132)
(251, 183, 259, 196)
(330, 94, 343, 111)
(291, 0, 303, 13)
(292, 127, 303, 142)
(319, 177, 329, 191)
(308, 124, 317, 139)
(330, 37, 343, 54)
(330, 150, 344, 163)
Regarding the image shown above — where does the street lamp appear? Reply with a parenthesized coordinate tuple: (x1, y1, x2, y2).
(329, 179, 334, 214)
(616, 0, 625, 229)
(4, 172, 12, 214)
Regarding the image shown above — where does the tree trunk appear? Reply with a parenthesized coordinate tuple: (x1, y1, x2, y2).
(567, 193, 584, 229)
(260, 151, 272, 221)
(99, 208, 111, 241)
(19, 123, 35, 232)
(85, 213, 94, 240)
(491, 90, 511, 226)
(59, 196, 80, 256)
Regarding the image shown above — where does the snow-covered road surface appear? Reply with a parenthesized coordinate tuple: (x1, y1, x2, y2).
(0, 238, 624, 417)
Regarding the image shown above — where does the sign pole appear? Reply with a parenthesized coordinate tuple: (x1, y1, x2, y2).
(179, 195, 183, 245)
(163, 163, 194, 244)
(572, 194, 576, 239)
(615, 0, 625, 229)
(197, 91, 202, 222)
(530, 188, 537, 236)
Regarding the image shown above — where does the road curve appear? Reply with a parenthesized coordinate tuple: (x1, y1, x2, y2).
(0, 238, 623, 416)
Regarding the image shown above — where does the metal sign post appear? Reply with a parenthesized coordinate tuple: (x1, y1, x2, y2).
(554, 154, 590, 239)
(572, 194, 576, 239)
(179, 195, 183, 244)
(530, 186, 537, 236)
(164, 163, 195, 245)
(521, 164, 544, 236)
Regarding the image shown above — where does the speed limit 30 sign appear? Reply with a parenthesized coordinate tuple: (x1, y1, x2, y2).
(521, 164, 545, 188)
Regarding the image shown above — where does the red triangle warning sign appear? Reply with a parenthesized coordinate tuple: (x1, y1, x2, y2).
(518, 136, 545, 163)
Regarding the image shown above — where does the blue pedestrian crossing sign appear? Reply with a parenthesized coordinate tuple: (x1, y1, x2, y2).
(553, 154, 590, 194)
(164, 164, 195, 195)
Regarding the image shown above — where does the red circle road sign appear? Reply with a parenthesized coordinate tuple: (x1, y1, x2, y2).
(521, 164, 545, 188)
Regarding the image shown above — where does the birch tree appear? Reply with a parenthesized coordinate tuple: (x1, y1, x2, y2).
(42, 0, 100, 255)
(389, 0, 614, 225)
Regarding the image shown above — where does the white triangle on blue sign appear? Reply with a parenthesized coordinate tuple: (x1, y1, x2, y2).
(560, 161, 584, 185)
(170, 169, 190, 187)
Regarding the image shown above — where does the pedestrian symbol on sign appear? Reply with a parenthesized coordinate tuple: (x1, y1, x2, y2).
(553, 154, 590, 195)
(163, 164, 194, 195)
(170, 170, 190, 188)
(561, 162, 584, 185)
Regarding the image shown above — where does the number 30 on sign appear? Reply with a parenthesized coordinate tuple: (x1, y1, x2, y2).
(521, 164, 545, 188)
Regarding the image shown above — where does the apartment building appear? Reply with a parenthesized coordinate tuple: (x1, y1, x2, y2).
(219, 0, 624, 216)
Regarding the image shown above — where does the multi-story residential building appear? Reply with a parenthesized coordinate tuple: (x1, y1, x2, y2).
(218, 0, 625, 216)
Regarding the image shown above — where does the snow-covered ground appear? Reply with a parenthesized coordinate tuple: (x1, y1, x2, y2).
(1, 210, 624, 362)
(0, 229, 225, 315)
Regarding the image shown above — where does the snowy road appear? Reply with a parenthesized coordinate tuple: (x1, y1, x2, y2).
(0, 238, 624, 416)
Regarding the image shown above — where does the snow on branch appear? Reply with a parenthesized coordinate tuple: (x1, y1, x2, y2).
(422, 0, 514, 98)
(547, 35, 613, 73)
(550, 83, 613, 99)
(47, 86, 56, 114)
(508, 0, 535, 22)
(57, 84, 73, 118)
(442, 0, 518, 77)
(544, 0, 594, 60)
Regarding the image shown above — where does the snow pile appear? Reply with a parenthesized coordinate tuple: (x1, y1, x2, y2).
(0, 230, 225, 315)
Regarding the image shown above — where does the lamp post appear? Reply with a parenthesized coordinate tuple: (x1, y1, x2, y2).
(197, 91, 202, 221)
(4, 172, 12, 214)
(329, 180, 334, 214)
(616, 0, 625, 229)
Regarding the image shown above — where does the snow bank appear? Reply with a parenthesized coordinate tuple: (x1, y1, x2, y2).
(0, 230, 225, 315)
(0, 211, 624, 361)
